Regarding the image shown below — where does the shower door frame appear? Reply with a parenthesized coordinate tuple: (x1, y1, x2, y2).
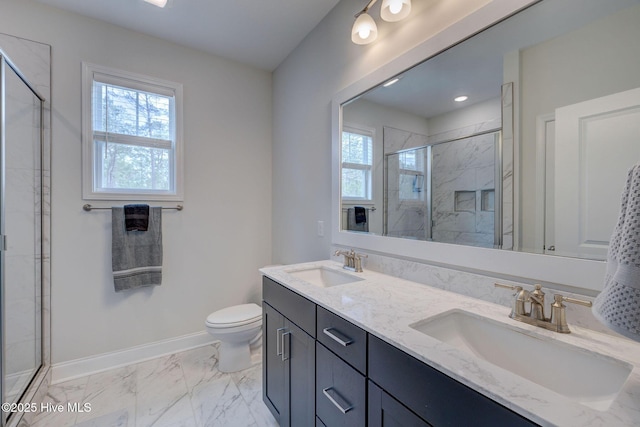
(0, 49, 46, 427)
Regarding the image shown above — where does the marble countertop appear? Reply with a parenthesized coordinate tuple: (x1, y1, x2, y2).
(260, 260, 640, 427)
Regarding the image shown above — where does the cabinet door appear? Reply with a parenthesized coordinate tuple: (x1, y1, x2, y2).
(284, 320, 316, 427)
(263, 302, 286, 424)
(368, 381, 431, 427)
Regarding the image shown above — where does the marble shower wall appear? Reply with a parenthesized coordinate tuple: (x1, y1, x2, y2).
(384, 127, 429, 239)
(431, 132, 498, 247)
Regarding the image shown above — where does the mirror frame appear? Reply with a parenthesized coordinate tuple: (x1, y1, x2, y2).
(332, 0, 606, 293)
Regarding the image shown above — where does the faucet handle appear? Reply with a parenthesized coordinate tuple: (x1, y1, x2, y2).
(494, 283, 523, 293)
(495, 283, 528, 317)
(550, 294, 593, 333)
(353, 252, 367, 272)
(552, 294, 592, 308)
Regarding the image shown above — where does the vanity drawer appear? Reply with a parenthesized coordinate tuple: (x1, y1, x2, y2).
(368, 335, 539, 427)
(317, 306, 367, 374)
(263, 276, 316, 337)
(316, 342, 366, 427)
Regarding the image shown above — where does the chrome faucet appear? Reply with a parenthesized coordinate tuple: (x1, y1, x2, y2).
(495, 283, 592, 333)
(334, 249, 368, 272)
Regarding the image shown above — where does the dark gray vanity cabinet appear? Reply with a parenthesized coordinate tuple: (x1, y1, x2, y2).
(263, 277, 539, 427)
(368, 335, 539, 427)
(263, 277, 316, 427)
(368, 381, 431, 427)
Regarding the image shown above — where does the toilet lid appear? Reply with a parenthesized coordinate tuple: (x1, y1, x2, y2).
(206, 303, 262, 328)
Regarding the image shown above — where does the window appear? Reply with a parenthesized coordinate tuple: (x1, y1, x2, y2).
(82, 63, 183, 200)
(398, 148, 426, 201)
(341, 127, 373, 201)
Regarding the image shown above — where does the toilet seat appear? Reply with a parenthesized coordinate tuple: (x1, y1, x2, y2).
(206, 303, 262, 329)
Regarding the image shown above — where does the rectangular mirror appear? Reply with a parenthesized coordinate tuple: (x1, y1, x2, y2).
(339, 0, 640, 261)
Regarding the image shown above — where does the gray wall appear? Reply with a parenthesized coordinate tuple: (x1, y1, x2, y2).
(272, 0, 493, 263)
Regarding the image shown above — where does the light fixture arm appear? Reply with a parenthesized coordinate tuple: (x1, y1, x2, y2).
(355, 0, 379, 18)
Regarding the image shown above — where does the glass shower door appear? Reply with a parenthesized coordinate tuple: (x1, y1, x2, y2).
(1, 54, 43, 421)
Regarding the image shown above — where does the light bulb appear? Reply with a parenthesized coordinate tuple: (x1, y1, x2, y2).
(351, 13, 378, 45)
(359, 26, 371, 39)
(380, 0, 411, 22)
(389, 0, 403, 15)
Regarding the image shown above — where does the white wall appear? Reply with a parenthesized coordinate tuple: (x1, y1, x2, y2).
(0, 0, 272, 365)
(273, 0, 492, 264)
(427, 97, 501, 137)
(519, 4, 640, 251)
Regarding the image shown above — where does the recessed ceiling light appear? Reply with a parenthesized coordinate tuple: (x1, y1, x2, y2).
(454, 95, 468, 102)
(383, 77, 401, 87)
(144, 0, 168, 8)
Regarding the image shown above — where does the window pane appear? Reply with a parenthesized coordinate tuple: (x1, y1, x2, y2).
(93, 82, 172, 140)
(342, 131, 372, 165)
(95, 140, 171, 191)
(399, 151, 416, 170)
(342, 168, 367, 198)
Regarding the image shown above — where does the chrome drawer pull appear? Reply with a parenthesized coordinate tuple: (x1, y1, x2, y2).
(276, 327, 285, 356)
(322, 387, 353, 414)
(322, 328, 354, 347)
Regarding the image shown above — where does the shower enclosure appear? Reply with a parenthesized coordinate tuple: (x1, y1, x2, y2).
(0, 49, 45, 426)
(385, 130, 502, 248)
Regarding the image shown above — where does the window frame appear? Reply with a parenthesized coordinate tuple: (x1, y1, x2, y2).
(82, 62, 184, 201)
(341, 124, 374, 202)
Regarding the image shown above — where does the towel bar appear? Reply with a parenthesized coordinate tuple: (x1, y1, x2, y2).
(341, 206, 376, 211)
(83, 204, 183, 211)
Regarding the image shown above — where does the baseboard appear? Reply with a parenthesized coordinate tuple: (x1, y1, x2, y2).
(51, 331, 216, 384)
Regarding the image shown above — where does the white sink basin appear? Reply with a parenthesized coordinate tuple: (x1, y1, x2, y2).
(286, 267, 364, 288)
(410, 309, 632, 411)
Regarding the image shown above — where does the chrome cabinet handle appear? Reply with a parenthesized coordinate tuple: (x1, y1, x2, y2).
(322, 327, 353, 347)
(276, 327, 285, 356)
(282, 331, 291, 361)
(322, 387, 353, 414)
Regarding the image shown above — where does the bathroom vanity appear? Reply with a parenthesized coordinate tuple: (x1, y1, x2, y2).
(261, 261, 640, 426)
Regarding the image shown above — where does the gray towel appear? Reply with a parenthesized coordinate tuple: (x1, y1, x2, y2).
(112, 206, 163, 292)
(593, 164, 640, 342)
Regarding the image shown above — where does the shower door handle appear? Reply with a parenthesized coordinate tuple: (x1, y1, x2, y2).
(0, 235, 6, 251)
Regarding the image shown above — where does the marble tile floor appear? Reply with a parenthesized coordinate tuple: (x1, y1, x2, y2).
(30, 343, 277, 427)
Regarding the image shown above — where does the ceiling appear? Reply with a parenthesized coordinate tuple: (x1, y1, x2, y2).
(358, 0, 634, 119)
(35, 0, 342, 71)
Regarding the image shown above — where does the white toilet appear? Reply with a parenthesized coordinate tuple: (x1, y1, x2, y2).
(205, 303, 262, 373)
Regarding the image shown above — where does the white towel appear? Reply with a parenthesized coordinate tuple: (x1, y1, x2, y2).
(593, 164, 640, 342)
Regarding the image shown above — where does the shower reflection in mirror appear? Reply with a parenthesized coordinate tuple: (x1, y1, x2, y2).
(382, 128, 501, 247)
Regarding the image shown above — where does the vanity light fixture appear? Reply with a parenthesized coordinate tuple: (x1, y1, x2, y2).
(143, 0, 168, 8)
(454, 95, 469, 102)
(352, 0, 412, 45)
